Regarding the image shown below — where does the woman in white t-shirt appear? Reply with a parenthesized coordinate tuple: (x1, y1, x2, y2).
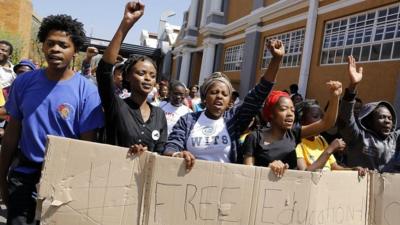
(163, 39, 286, 170)
(159, 81, 192, 135)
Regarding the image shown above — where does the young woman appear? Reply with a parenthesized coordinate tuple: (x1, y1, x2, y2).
(96, 2, 167, 153)
(186, 85, 201, 111)
(159, 81, 192, 135)
(163, 39, 285, 170)
(243, 80, 342, 177)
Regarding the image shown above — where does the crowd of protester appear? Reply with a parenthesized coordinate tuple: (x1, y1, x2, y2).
(0, 1, 399, 224)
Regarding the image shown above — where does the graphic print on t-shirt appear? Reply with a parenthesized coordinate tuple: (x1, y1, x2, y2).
(160, 102, 192, 134)
(186, 112, 231, 162)
(57, 103, 75, 121)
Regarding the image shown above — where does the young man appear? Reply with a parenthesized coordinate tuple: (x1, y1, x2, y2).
(0, 15, 104, 224)
(0, 40, 16, 90)
(339, 55, 399, 172)
(13, 59, 36, 75)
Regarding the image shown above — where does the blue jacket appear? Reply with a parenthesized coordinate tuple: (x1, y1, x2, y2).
(164, 79, 274, 163)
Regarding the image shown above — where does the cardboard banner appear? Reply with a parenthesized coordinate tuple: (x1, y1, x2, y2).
(369, 173, 400, 225)
(37, 136, 394, 225)
(37, 136, 150, 225)
(140, 153, 257, 225)
(252, 169, 368, 225)
(142, 154, 368, 225)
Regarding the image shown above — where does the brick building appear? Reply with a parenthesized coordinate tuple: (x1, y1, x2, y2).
(0, 0, 36, 59)
(171, 0, 400, 113)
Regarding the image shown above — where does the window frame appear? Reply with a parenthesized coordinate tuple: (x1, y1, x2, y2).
(320, 3, 400, 66)
(223, 44, 245, 72)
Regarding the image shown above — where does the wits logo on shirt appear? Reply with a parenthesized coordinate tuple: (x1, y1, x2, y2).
(191, 135, 229, 147)
(202, 126, 215, 136)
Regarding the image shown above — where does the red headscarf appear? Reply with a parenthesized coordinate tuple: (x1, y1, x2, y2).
(262, 91, 290, 122)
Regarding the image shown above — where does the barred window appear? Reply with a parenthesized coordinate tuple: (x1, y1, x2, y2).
(321, 3, 400, 65)
(262, 28, 305, 69)
(223, 44, 244, 71)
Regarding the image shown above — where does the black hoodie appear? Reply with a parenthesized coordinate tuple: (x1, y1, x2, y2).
(338, 88, 400, 172)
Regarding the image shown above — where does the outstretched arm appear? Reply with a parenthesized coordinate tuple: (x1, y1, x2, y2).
(96, 2, 145, 112)
(236, 40, 284, 133)
(338, 55, 364, 142)
(297, 138, 345, 171)
(103, 1, 145, 64)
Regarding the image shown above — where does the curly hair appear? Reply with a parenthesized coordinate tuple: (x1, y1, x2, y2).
(0, 40, 13, 55)
(37, 14, 86, 50)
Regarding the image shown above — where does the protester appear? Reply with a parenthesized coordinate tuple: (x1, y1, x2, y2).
(158, 81, 169, 102)
(159, 81, 192, 135)
(0, 14, 104, 224)
(186, 84, 201, 110)
(294, 99, 368, 175)
(291, 93, 303, 106)
(338, 56, 400, 172)
(13, 59, 36, 75)
(151, 81, 168, 106)
(163, 39, 285, 170)
(243, 80, 342, 177)
(0, 40, 16, 101)
(289, 83, 299, 96)
(97, 1, 167, 153)
(81, 46, 98, 84)
(113, 62, 130, 99)
(0, 40, 16, 87)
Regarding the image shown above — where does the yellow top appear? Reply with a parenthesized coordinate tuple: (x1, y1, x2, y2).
(0, 88, 5, 106)
(296, 135, 336, 171)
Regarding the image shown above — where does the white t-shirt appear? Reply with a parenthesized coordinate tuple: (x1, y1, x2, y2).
(0, 61, 16, 88)
(160, 101, 192, 134)
(186, 112, 231, 163)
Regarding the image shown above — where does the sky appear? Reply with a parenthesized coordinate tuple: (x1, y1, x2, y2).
(31, 0, 190, 45)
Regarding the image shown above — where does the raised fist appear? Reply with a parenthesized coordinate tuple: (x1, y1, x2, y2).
(326, 80, 342, 97)
(267, 39, 285, 59)
(123, 1, 145, 25)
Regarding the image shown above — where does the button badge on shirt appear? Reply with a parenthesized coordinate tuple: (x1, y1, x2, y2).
(152, 130, 160, 141)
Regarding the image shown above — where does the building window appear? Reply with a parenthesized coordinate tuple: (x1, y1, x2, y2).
(262, 28, 306, 69)
(321, 3, 400, 65)
(223, 44, 244, 71)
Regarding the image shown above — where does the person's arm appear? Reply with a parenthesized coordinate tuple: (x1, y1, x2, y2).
(96, 2, 144, 112)
(103, 2, 144, 64)
(337, 55, 364, 144)
(300, 81, 342, 139)
(242, 132, 258, 166)
(236, 40, 284, 133)
(0, 117, 21, 205)
(81, 47, 98, 75)
(298, 138, 345, 171)
(163, 114, 196, 171)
